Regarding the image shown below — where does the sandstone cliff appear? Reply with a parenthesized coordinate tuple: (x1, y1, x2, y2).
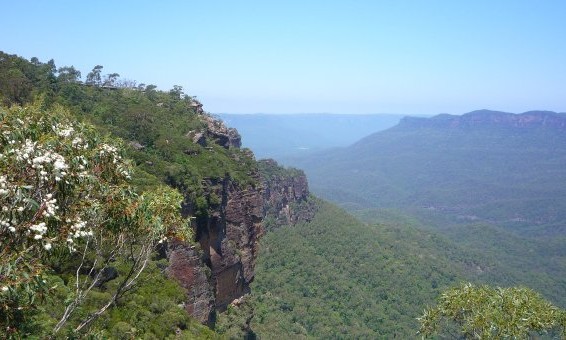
(167, 174, 263, 324)
(166, 115, 262, 325)
(165, 117, 314, 326)
(258, 159, 316, 230)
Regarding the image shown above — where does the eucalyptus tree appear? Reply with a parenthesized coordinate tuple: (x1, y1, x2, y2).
(418, 283, 566, 338)
(85, 65, 103, 86)
(0, 103, 191, 337)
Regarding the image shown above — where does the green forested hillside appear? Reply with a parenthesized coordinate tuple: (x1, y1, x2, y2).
(282, 111, 566, 313)
(223, 199, 564, 339)
(354, 208, 566, 308)
(243, 199, 479, 338)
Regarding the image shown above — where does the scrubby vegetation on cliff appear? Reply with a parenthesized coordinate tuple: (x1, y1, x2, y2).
(0, 103, 214, 337)
(0, 51, 259, 337)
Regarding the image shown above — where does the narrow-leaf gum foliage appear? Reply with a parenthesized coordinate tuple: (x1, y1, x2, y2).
(0, 103, 190, 336)
(418, 282, 566, 339)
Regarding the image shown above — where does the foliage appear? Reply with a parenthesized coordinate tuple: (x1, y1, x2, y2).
(34, 258, 221, 339)
(257, 158, 305, 182)
(0, 50, 257, 338)
(0, 103, 190, 337)
(249, 199, 464, 338)
(354, 208, 566, 309)
(418, 283, 566, 338)
(16, 258, 221, 339)
(215, 299, 256, 339)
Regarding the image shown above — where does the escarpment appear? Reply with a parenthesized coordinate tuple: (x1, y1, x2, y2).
(165, 116, 315, 325)
(166, 115, 262, 324)
(399, 110, 566, 130)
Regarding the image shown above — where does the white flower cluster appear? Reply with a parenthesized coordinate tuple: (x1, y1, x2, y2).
(69, 217, 92, 238)
(66, 217, 93, 251)
(0, 176, 16, 233)
(1, 108, 137, 258)
(54, 123, 90, 150)
(14, 139, 36, 162)
(72, 136, 83, 147)
(32, 151, 69, 182)
(28, 219, 53, 251)
(5, 137, 70, 183)
(0, 219, 15, 233)
(99, 143, 118, 156)
(99, 143, 131, 179)
(0, 175, 8, 196)
(29, 222, 47, 239)
(55, 124, 74, 138)
(42, 194, 58, 217)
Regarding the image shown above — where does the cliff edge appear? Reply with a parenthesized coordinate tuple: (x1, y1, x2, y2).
(165, 117, 315, 326)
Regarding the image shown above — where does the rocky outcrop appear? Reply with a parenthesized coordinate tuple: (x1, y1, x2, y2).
(399, 110, 566, 130)
(203, 115, 241, 149)
(259, 159, 316, 229)
(186, 114, 241, 149)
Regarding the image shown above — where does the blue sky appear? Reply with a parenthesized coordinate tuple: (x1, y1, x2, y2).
(2, 1, 565, 114)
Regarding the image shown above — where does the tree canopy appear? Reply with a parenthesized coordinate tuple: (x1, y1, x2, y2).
(418, 283, 566, 339)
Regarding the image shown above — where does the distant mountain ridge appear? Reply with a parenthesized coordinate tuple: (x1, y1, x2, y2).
(282, 109, 566, 310)
(398, 110, 566, 130)
(288, 109, 566, 236)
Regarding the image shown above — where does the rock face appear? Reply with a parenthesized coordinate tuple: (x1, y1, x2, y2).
(208, 174, 263, 311)
(166, 241, 215, 324)
(166, 114, 262, 325)
(167, 174, 263, 324)
(259, 159, 316, 229)
(400, 110, 566, 130)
